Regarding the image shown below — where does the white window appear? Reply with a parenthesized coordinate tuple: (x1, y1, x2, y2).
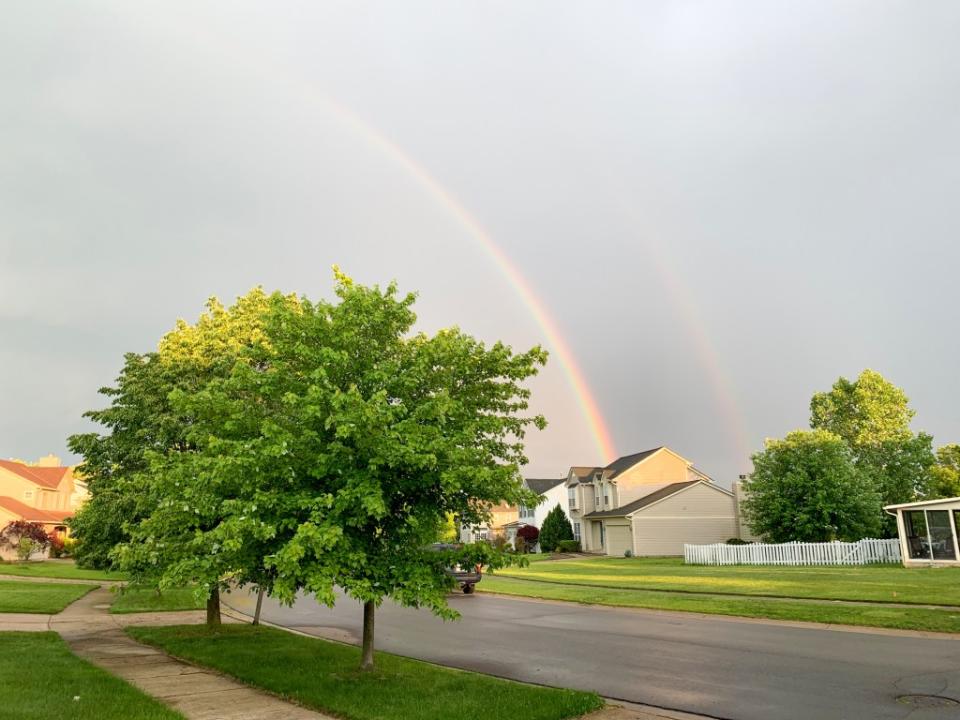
(23, 490, 33, 501)
(604, 487, 611, 507)
(573, 522, 581, 541)
(567, 486, 576, 509)
(473, 528, 489, 542)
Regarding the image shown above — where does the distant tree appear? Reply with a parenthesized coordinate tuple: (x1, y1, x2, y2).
(742, 429, 881, 542)
(810, 369, 935, 532)
(928, 444, 960, 499)
(539, 504, 573, 551)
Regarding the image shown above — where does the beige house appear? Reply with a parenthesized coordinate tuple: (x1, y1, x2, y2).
(459, 502, 520, 543)
(566, 447, 739, 556)
(0, 456, 85, 547)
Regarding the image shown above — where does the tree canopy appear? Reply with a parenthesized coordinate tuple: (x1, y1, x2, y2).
(929, 444, 960, 499)
(96, 271, 545, 669)
(742, 429, 881, 542)
(810, 369, 935, 532)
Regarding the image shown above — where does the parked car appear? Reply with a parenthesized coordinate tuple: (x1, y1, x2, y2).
(427, 543, 483, 594)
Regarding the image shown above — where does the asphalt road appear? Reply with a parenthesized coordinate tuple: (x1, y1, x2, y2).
(224, 587, 960, 720)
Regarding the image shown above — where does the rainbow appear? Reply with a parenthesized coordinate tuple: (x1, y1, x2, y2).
(317, 99, 619, 463)
(114, 13, 753, 468)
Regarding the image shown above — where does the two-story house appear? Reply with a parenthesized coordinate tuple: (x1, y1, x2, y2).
(566, 447, 738, 556)
(0, 456, 85, 542)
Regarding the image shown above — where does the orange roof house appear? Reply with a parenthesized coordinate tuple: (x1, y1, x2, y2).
(0, 456, 86, 539)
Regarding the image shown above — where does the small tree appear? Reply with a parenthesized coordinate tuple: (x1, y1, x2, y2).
(539, 504, 573, 551)
(517, 524, 540, 552)
(742, 429, 881, 542)
(0, 521, 51, 562)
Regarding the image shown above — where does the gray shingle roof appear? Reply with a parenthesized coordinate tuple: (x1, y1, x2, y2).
(603, 447, 663, 478)
(525, 478, 565, 495)
(582, 480, 699, 518)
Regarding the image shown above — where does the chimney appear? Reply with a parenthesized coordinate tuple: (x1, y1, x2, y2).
(36, 454, 61, 467)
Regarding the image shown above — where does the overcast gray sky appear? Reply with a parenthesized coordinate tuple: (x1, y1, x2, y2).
(2, 1, 959, 482)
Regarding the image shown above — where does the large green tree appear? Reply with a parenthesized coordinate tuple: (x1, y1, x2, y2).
(742, 429, 881, 542)
(118, 271, 544, 669)
(810, 369, 935, 531)
(72, 290, 290, 624)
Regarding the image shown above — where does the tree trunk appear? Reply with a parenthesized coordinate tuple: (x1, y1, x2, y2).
(360, 600, 375, 671)
(206, 586, 221, 628)
(253, 586, 265, 626)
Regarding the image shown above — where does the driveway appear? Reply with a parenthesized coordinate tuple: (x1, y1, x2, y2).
(224, 588, 960, 720)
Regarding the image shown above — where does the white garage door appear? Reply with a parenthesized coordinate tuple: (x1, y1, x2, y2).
(605, 524, 632, 556)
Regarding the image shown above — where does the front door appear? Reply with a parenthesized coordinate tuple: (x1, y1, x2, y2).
(599, 522, 605, 550)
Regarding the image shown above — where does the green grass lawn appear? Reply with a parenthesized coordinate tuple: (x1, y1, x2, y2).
(481, 576, 960, 633)
(493, 556, 960, 606)
(110, 587, 205, 614)
(0, 559, 126, 582)
(0, 580, 97, 614)
(129, 625, 602, 720)
(0, 632, 181, 719)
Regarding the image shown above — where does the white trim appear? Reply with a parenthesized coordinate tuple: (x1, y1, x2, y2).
(884, 497, 960, 510)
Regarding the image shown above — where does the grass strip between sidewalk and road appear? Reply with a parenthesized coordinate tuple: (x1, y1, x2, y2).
(129, 624, 603, 720)
(480, 576, 960, 633)
(110, 586, 205, 614)
(0, 632, 182, 719)
(0, 580, 98, 614)
(493, 556, 960, 606)
(0, 559, 126, 582)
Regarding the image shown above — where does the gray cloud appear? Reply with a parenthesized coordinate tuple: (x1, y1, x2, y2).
(2, 1, 959, 481)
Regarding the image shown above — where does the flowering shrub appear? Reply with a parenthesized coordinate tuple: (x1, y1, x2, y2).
(0, 521, 51, 561)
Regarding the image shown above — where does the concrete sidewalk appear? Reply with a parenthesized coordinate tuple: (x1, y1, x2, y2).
(48, 586, 332, 720)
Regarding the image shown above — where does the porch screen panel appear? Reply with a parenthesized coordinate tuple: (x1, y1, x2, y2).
(927, 510, 956, 560)
(904, 511, 930, 560)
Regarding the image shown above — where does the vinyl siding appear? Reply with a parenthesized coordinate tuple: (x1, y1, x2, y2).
(615, 451, 691, 506)
(630, 483, 738, 556)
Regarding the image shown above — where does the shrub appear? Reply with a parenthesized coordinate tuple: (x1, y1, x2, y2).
(725, 537, 752, 545)
(623, 549, 633, 557)
(48, 535, 67, 558)
(539, 505, 574, 552)
(556, 539, 581, 552)
(15, 537, 38, 562)
(0, 520, 51, 561)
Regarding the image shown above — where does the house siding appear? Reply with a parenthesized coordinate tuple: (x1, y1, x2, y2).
(614, 451, 691, 506)
(630, 483, 738, 556)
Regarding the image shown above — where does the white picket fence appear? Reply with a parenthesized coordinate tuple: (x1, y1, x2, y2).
(684, 538, 901, 566)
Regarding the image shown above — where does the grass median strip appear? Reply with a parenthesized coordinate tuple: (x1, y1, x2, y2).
(480, 576, 960, 633)
(0, 632, 182, 719)
(495, 556, 960, 606)
(110, 586, 205, 614)
(0, 580, 97, 614)
(129, 624, 602, 720)
(0, 560, 126, 582)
